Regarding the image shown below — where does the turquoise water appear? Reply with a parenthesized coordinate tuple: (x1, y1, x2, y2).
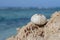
(0, 8, 60, 40)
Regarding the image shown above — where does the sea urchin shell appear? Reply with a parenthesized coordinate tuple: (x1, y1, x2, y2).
(31, 14, 47, 25)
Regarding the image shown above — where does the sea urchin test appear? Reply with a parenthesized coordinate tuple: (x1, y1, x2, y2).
(31, 14, 47, 25)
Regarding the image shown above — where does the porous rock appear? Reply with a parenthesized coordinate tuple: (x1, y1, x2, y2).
(7, 11, 60, 40)
(44, 11, 60, 40)
(7, 22, 45, 40)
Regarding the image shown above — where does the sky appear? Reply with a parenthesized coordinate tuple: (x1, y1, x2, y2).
(0, 0, 60, 8)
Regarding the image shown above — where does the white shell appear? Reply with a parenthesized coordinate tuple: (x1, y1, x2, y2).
(31, 14, 47, 25)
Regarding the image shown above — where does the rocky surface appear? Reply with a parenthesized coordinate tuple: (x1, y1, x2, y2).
(7, 11, 60, 40)
(44, 12, 60, 40)
(7, 22, 45, 40)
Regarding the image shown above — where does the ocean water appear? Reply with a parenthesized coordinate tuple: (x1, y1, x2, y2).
(0, 8, 60, 40)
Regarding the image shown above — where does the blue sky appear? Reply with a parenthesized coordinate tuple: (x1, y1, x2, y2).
(0, 0, 60, 8)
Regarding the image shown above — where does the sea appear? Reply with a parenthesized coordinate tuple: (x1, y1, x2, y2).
(0, 7, 60, 40)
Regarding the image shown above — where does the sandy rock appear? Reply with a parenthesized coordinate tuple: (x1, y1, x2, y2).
(51, 11, 60, 17)
(7, 22, 45, 40)
(47, 33, 60, 40)
(7, 12, 60, 40)
(16, 22, 44, 40)
(27, 33, 44, 40)
(6, 36, 16, 40)
(44, 11, 60, 40)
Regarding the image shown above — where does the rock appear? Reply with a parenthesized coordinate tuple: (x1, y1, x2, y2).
(27, 33, 44, 40)
(51, 11, 60, 17)
(44, 11, 60, 40)
(15, 22, 44, 40)
(47, 33, 60, 40)
(7, 12, 60, 40)
(31, 14, 47, 25)
(7, 22, 45, 40)
(6, 36, 16, 40)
